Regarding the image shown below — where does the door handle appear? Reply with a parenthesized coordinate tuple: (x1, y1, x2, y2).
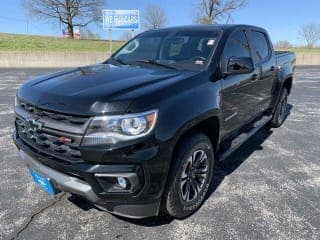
(251, 74, 259, 81)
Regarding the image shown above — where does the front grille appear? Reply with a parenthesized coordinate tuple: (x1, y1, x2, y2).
(16, 118, 82, 162)
(20, 101, 87, 125)
(14, 100, 90, 163)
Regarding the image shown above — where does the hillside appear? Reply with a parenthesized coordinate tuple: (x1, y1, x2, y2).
(276, 48, 320, 53)
(0, 33, 124, 52)
(1, 33, 320, 54)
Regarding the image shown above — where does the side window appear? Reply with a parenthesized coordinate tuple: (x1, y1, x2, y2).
(251, 31, 270, 61)
(222, 30, 251, 68)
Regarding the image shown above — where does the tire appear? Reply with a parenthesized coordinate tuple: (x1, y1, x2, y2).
(163, 133, 214, 219)
(270, 88, 288, 128)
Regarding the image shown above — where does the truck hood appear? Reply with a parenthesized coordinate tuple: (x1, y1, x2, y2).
(18, 64, 196, 116)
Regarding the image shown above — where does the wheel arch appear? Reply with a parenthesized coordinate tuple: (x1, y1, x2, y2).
(283, 76, 293, 95)
(161, 116, 221, 217)
(172, 115, 221, 157)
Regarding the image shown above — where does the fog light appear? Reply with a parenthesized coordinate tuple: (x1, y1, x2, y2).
(117, 177, 127, 189)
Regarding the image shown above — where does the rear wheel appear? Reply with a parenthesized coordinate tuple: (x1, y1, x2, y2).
(270, 88, 288, 127)
(163, 133, 214, 219)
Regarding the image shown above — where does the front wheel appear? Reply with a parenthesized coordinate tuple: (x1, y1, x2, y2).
(163, 133, 214, 219)
(270, 88, 288, 127)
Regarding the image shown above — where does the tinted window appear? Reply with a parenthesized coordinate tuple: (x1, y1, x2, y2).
(251, 31, 270, 61)
(222, 30, 251, 70)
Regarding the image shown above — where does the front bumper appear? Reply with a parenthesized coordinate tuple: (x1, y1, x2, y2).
(19, 149, 99, 202)
(13, 131, 169, 218)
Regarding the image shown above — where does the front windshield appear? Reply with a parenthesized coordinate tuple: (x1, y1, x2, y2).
(112, 29, 219, 70)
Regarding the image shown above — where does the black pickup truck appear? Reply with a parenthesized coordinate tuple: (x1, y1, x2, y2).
(13, 25, 295, 219)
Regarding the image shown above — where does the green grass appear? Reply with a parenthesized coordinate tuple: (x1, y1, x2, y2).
(1, 33, 320, 54)
(0, 33, 124, 52)
(275, 48, 320, 53)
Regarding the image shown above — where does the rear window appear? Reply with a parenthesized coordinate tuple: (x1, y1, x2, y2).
(251, 31, 270, 61)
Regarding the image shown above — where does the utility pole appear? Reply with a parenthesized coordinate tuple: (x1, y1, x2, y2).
(109, 29, 112, 56)
(26, 19, 29, 33)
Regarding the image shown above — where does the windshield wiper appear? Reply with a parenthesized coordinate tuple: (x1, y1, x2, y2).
(135, 59, 177, 69)
(110, 57, 129, 65)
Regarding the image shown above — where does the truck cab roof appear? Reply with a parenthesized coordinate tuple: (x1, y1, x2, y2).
(144, 24, 267, 34)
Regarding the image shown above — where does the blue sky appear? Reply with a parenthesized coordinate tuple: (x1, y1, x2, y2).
(0, 0, 319, 46)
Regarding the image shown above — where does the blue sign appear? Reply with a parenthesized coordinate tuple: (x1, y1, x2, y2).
(102, 10, 140, 30)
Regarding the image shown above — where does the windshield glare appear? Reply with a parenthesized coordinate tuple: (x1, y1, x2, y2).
(113, 30, 219, 70)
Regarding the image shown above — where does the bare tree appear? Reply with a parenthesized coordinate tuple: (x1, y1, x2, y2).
(299, 23, 320, 48)
(143, 4, 167, 29)
(194, 0, 246, 24)
(274, 40, 293, 49)
(23, 0, 105, 38)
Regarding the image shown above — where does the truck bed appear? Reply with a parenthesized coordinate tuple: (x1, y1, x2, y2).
(275, 51, 295, 66)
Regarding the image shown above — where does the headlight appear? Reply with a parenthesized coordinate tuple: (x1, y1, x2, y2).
(81, 110, 158, 146)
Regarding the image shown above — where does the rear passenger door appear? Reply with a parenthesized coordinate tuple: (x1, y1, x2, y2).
(221, 30, 258, 136)
(248, 30, 277, 112)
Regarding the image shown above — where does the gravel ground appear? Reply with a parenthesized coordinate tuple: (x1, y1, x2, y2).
(0, 66, 319, 240)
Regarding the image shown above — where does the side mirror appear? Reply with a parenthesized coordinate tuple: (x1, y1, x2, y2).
(225, 57, 254, 75)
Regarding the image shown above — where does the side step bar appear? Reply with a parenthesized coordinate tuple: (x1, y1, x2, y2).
(218, 115, 272, 162)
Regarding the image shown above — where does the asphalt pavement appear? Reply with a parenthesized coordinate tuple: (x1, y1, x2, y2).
(0, 66, 319, 240)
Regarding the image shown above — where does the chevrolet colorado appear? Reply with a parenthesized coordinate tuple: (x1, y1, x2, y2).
(13, 25, 295, 219)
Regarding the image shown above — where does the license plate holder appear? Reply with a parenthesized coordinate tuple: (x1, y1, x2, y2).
(29, 168, 56, 196)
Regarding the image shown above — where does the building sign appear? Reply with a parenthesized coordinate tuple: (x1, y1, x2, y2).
(102, 9, 140, 30)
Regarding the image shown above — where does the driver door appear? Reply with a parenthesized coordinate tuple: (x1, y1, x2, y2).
(221, 30, 259, 136)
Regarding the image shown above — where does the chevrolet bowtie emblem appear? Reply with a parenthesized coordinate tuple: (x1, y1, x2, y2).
(26, 117, 43, 132)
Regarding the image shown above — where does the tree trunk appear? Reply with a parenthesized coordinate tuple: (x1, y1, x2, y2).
(68, 24, 74, 39)
(66, 0, 74, 39)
